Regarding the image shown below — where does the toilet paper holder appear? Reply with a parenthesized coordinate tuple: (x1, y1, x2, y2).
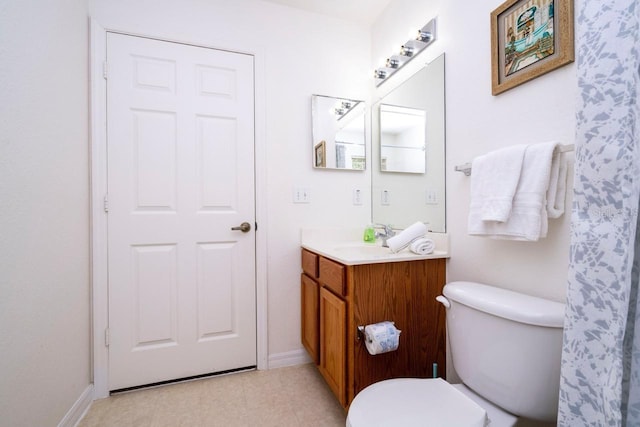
(357, 322, 402, 355)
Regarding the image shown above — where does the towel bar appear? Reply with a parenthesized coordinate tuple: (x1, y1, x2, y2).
(454, 144, 574, 176)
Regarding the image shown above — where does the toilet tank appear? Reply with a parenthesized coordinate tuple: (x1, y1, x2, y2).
(442, 281, 565, 422)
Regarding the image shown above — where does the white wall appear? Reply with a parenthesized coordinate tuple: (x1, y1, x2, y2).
(90, 0, 574, 373)
(373, 0, 575, 303)
(0, 1, 91, 426)
(89, 0, 373, 360)
(0, 0, 576, 422)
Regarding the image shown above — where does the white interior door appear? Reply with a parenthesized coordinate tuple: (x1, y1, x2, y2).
(106, 33, 256, 391)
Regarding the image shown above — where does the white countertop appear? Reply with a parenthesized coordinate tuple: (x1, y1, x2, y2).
(300, 228, 449, 266)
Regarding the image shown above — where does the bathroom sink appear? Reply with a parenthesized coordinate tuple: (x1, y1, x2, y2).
(300, 228, 449, 265)
(327, 242, 442, 264)
(333, 243, 393, 257)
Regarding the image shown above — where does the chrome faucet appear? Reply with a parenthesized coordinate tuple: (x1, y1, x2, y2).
(374, 224, 396, 247)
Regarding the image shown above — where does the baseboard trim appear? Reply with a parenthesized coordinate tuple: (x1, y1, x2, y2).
(57, 384, 93, 427)
(268, 349, 311, 369)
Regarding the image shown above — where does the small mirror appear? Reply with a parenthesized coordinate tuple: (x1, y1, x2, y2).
(380, 104, 426, 173)
(311, 95, 366, 170)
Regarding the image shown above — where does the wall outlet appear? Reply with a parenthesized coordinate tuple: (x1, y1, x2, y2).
(426, 189, 438, 205)
(293, 187, 311, 203)
(353, 189, 363, 206)
(381, 189, 391, 206)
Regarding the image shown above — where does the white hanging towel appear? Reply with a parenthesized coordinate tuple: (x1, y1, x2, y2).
(467, 144, 528, 230)
(470, 141, 564, 241)
(546, 150, 569, 218)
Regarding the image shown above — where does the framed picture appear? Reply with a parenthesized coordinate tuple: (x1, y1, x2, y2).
(491, 0, 574, 95)
(314, 140, 326, 168)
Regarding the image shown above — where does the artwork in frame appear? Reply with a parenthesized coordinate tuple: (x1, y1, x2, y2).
(491, 0, 574, 95)
(314, 140, 326, 168)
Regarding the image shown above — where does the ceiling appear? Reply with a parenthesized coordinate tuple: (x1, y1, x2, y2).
(260, 0, 393, 25)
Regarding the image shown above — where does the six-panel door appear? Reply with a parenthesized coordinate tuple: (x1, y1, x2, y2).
(107, 33, 257, 390)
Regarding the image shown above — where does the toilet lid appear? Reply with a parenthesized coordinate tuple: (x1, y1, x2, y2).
(347, 378, 488, 427)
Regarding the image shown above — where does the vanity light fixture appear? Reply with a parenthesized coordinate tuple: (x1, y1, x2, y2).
(386, 58, 400, 69)
(374, 17, 437, 86)
(333, 98, 362, 121)
(374, 68, 389, 79)
(399, 45, 415, 57)
(417, 30, 433, 43)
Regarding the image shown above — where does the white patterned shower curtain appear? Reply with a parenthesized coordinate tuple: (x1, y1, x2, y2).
(558, 1, 640, 425)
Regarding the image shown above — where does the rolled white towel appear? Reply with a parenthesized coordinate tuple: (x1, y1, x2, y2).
(410, 238, 435, 255)
(386, 222, 427, 253)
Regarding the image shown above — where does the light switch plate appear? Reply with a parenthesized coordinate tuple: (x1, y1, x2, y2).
(353, 189, 363, 205)
(381, 189, 391, 206)
(293, 187, 311, 203)
(426, 189, 438, 204)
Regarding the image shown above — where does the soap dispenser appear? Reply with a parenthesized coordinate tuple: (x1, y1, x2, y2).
(363, 224, 376, 243)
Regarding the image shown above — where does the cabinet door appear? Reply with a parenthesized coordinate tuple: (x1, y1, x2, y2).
(301, 274, 319, 364)
(319, 287, 347, 407)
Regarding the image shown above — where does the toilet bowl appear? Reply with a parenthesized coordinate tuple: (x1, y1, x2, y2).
(346, 281, 565, 426)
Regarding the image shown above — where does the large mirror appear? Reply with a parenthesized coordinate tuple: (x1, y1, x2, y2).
(311, 95, 366, 170)
(372, 53, 446, 232)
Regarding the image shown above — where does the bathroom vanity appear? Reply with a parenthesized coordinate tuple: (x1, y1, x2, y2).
(300, 232, 449, 409)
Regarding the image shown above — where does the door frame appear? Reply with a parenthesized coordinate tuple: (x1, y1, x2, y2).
(89, 19, 268, 399)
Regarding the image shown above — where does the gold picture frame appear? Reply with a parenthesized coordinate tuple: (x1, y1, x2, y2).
(491, 0, 574, 95)
(314, 140, 326, 168)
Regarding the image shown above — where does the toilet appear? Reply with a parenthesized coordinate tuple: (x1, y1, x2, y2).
(346, 281, 565, 427)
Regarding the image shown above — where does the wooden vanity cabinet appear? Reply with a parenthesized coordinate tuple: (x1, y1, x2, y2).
(300, 248, 447, 409)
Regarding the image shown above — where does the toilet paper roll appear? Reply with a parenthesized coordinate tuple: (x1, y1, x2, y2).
(364, 321, 401, 355)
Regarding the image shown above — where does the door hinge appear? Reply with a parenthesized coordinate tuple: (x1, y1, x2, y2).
(105, 328, 110, 347)
(103, 194, 109, 213)
(102, 60, 108, 79)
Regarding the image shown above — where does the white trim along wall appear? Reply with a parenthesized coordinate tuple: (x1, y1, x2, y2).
(57, 385, 94, 427)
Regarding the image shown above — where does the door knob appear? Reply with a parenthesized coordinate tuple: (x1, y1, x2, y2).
(231, 222, 251, 233)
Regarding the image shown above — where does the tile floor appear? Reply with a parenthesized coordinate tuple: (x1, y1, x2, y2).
(78, 364, 347, 427)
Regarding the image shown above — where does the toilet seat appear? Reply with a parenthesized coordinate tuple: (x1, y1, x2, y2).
(346, 378, 488, 427)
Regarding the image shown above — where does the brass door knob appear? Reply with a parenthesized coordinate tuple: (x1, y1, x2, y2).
(231, 222, 251, 233)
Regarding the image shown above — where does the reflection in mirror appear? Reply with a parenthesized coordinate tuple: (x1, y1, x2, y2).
(372, 53, 446, 232)
(380, 104, 426, 173)
(311, 95, 366, 170)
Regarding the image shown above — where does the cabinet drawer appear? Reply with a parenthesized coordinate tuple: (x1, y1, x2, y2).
(319, 257, 346, 296)
(301, 249, 319, 278)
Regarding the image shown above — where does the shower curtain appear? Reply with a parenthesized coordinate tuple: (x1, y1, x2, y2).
(558, 1, 640, 425)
